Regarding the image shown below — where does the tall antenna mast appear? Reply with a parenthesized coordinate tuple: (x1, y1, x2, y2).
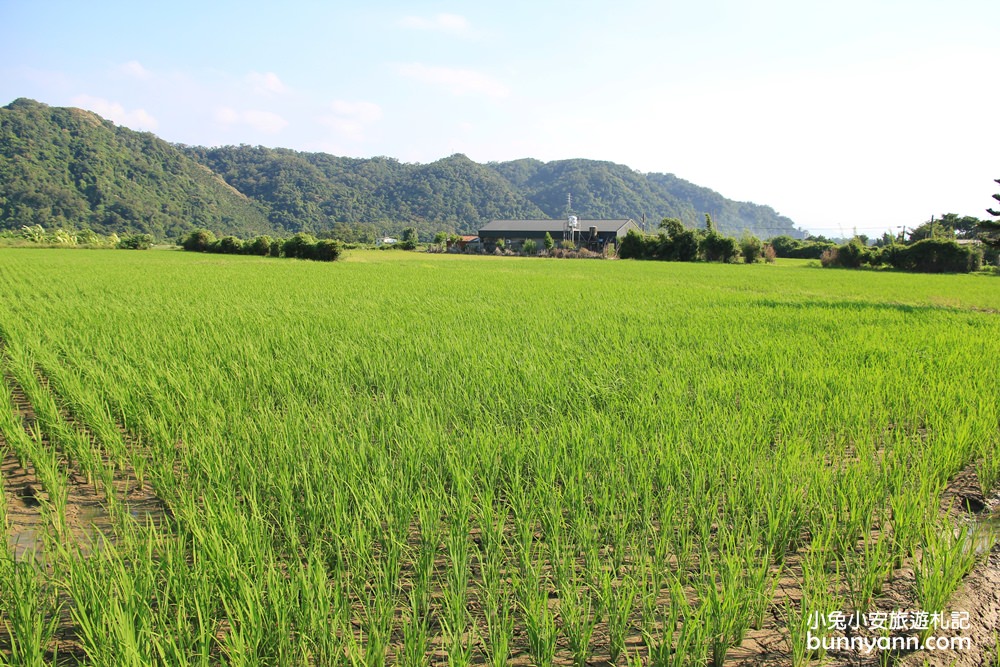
(566, 192, 572, 214)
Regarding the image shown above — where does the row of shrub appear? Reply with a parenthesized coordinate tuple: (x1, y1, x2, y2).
(489, 245, 605, 259)
(180, 230, 342, 262)
(115, 233, 155, 250)
(768, 235, 837, 259)
(618, 219, 775, 264)
(507, 237, 592, 256)
(821, 238, 983, 273)
(2, 224, 154, 249)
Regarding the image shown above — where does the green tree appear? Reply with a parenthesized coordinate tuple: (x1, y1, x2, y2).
(399, 226, 418, 250)
(824, 238, 870, 268)
(312, 239, 342, 261)
(908, 218, 953, 242)
(700, 230, 740, 263)
(617, 229, 663, 259)
(671, 227, 700, 261)
(117, 233, 154, 250)
(659, 217, 684, 237)
(768, 235, 800, 256)
(543, 232, 554, 252)
(937, 213, 981, 239)
(655, 218, 698, 261)
(282, 232, 318, 259)
(328, 222, 358, 243)
(980, 179, 1000, 249)
(181, 228, 216, 252)
(246, 235, 273, 256)
(217, 236, 243, 254)
(739, 232, 764, 263)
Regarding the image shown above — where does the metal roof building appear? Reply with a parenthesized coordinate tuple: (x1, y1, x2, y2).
(478, 219, 639, 250)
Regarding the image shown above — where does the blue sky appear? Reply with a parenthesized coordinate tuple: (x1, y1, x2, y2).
(2, 0, 998, 237)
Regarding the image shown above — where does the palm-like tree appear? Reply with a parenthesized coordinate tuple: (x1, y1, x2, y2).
(979, 179, 1000, 249)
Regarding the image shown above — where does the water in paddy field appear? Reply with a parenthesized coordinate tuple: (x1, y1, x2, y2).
(961, 513, 1000, 555)
(73, 503, 112, 556)
(7, 504, 112, 563)
(9, 526, 44, 562)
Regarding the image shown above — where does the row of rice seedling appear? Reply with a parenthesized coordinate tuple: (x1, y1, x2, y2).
(0, 369, 67, 665)
(0, 373, 69, 544)
(0, 248, 997, 664)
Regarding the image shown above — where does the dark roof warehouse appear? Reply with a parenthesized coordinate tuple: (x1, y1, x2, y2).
(479, 219, 636, 234)
(478, 218, 639, 250)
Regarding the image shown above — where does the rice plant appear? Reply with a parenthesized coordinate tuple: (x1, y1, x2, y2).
(600, 569, 638, 665)
(913, 518, 980, 636)
(0, 248, 996, 665)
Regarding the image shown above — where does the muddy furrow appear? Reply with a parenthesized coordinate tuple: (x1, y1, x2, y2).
(2, 368, 116, 556)
(1, 442, 50, 561)
(32, 367, 171, 530)
(898, 467, 1000, 667)
(0, 375, 90, 664)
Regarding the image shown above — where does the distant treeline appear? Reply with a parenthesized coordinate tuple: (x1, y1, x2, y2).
(179, 229, 342, 262)
(620, 218, 992, 273)
(618, 217, 775, 264)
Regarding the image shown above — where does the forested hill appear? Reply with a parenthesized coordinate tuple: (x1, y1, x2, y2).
(487, 159, 799, 237)
(0, 98, 271, 238)
(186, 148, 800, 238)
(184, 147, 546, 236)
(1, 98, 802, 239)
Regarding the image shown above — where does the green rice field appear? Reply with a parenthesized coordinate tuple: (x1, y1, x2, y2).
(0, 248, 998, 666)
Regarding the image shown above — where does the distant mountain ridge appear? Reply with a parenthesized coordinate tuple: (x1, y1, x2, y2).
(1, 98, 802, 239)
(0, 98, 271, 238)
(486, 158, 799, 236)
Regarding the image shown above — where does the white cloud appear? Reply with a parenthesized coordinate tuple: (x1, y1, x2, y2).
(396, 63, 509, 98)
(329, 100, 383, 124)
(214, 107, 240, 124)
(319, 100, 383, 141)
(118, 60, 151, 80)
(319, 117, 366, 141)
(245, 71, 286, 95)
(71, 95, 158, 130)
(243, 110, 287, 133)
(215, 107, 288, 133)
(398, 13, 471, 35)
